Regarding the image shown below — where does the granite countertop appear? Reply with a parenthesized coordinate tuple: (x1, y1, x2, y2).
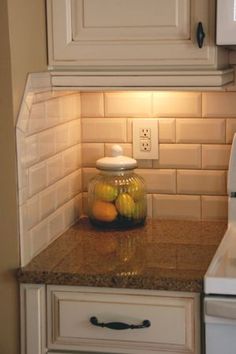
(17, 217, 227, 293)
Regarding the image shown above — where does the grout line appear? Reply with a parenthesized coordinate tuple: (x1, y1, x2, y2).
(25, 116, 80, 138)
(225, 118, 227, 144)
(150, 91, 154, 117)
(33, 91, 78, 105)
(29, 165, 82, 200)
(200, 195, 203, 220)
(24, 142, 81, 170)
(200, 91, 203, 118)
(200, 144, 203, 170)
(27, 193, 81, 233)
(103, 91, 106, 117)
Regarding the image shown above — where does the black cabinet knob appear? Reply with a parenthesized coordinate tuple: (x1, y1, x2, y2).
(197, 22, 205, 48)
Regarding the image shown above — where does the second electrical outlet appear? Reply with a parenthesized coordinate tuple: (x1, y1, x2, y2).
(132, 119, 159, 159)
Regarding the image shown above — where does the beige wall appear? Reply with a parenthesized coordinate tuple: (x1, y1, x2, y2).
(0, 1, 47, 353)
(8, 0, 47, 119)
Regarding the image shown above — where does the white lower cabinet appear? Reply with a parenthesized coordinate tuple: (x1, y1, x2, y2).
(20, 284, 201, 354)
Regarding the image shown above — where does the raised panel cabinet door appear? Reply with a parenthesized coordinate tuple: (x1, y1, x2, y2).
(72, 0, 190, 41)
(47, 0, 216, 69)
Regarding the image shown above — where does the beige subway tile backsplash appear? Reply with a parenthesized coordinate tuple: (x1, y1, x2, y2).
(158, 119, 176, 143)
(69, 170, 82, 198)
(202, 92, 236, 117)
(226, 119, 236, 143)
(127, 119, 133, 142)
(82, 167, 97, 191)
(45, 97, 61, 122)
(60, 94, 81, 121)
(30, 221, 49, 257)
(138, 169, 176, 194)
(62, 145, 81, 176)
(56, 178, 70, 208)
(82, 118, 127, 142)
(104, 92, 152, 117)
(27, 195, 39, 230)
(82, 143, 104, 167)
(153, 194, 201, 220)
(68, 120, 81, 145)
(47, 154, 62, 185)
(38, 129, 56, 161)
(29, 161, 47, 196)
(202, 145, 231, 170)
(17, 90, 83, 266)
(81, 92, 104, 117)
(39, 185, 56, 220)
(19, 88, 235, 265)
(177, 170, 226, 195)
(68, 90, 232, 222)
(55, 124, 69, 152)
(49, 208, 65, 241)
(153, 144, 201, 169)
(64, 197, 80, 227)
(176, 119, 225, 143)
(153, 92, 202, 117)
(24, 135, 38, 167)
(28, 102, 46, 135)
(201, 196, 228, 220)
(137, 160, 153, 168)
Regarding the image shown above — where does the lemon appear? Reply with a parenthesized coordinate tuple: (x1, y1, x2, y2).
(127, 179, 144, 201)
(132, 200, 147, 219)
(94, 182, 118, 202)
(115, 193, 135, 218)
(92, 200, 118, 222)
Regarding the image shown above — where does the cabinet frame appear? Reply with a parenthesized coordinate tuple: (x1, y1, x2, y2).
(46, 0, 233, 87)
(47, 0, 223, 68)
(20, 283, 201, 354)
(20, 284, 46, 354)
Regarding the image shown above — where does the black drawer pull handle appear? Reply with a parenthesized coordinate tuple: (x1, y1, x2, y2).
(196, 22, 205, 48)
(90, 316, 151, 330)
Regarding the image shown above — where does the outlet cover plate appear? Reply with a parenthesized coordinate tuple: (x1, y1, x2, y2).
(133, 119, 159, 159)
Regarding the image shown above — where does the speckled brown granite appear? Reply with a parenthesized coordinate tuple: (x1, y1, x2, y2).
(17, 217, 227, 292)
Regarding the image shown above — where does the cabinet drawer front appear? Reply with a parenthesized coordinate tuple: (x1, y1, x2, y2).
(47, 287, 196, 353)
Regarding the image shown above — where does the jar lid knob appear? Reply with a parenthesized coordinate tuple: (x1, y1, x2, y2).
(96, 144, 137, 170)
(111, 144, 123, 157)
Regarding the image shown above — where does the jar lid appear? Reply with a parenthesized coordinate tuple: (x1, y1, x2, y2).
(96, 144, 137, 171)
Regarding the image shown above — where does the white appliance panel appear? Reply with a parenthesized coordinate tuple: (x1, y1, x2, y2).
(217, 0, 236, 45)
(205, 133, 236, 353)
(204, 226, 236, 295)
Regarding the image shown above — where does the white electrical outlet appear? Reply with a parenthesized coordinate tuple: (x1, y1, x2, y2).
(140, 139, 151, 152)
(133, 119, 159, 159)
(140, 128, 151, 139)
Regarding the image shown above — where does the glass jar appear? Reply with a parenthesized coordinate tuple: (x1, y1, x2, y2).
(88, 145, 147, 229)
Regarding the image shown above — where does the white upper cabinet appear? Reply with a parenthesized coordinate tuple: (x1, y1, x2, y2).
(47, 0, 233, 86)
